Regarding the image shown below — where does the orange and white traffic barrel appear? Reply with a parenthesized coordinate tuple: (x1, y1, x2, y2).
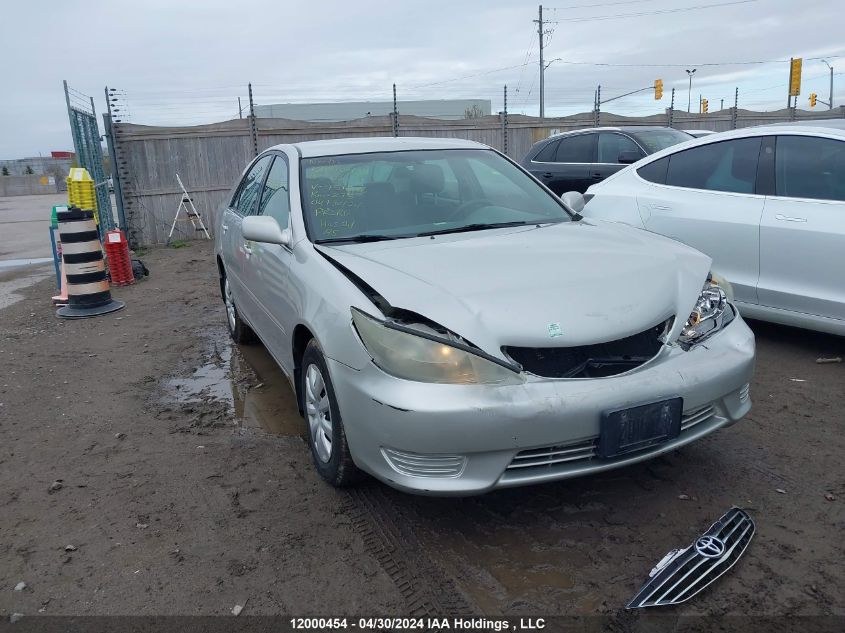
(56, 207, 125, 319)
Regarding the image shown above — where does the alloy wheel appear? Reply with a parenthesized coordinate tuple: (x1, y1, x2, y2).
(305, 364, 333, 463)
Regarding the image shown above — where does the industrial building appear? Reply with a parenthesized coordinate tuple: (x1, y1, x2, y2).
(253, 99, 491, 121)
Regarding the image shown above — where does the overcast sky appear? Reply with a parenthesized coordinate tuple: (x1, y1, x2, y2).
(1, 0, 843, 158)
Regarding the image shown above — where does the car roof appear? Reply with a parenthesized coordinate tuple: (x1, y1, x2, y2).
(546, 125, 678, 139)
(636, 124, 845, 161)
(268, 136, 488, 158)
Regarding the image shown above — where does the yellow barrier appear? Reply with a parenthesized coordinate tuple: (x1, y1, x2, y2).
(66, 168, 99, 225)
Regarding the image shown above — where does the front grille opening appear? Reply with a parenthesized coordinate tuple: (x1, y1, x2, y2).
(503, 317, 673, 379)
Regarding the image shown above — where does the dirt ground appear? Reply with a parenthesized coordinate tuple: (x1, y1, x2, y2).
(1, 241, 843, 622)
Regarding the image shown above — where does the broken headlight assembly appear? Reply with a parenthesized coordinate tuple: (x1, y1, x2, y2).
(679, 272, 736, 349)
(351, 308, 524, 385)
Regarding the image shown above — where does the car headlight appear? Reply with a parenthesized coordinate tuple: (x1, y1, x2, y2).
(351, 308, 524, 385)
(679, 274, 736, 349)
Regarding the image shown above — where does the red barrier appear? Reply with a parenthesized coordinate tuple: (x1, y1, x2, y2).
(104, 229, 134, 286)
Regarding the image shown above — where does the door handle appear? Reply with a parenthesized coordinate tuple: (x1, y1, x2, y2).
(243, 242, 253, 256)
(221, 224, 229, 233)
(591, 172, 603, 179)
(775, 214, 807, 223)
(542, 172, 553, 178)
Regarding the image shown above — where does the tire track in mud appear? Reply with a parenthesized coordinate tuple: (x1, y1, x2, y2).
(344, 485, 477, 617)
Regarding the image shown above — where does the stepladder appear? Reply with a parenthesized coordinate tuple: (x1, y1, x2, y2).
(168, 173, 211, 243)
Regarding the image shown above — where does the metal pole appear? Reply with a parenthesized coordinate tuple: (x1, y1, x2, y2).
(720, 98, 724, 111)
(668, 87, 675, 128)
(698, 93, 702, 114)
(248, 83, 258, 157)
(595, 85, 601, 127)
(502, 85, 508, 156)
(238, 97, 243, 119)
(787, 58, 793, 110)
(732, 87, 738, 129)
(392, 83, 399, 137)
(831, 64, 834, 110)
(104, 86, 127, 230)
(537, 4, 544, 119)
(686, 69, 696, 113)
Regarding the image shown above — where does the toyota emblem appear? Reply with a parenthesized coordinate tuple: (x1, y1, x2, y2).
(694, 535, 726, 558)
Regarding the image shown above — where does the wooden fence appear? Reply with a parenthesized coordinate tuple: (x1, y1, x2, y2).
(112, 107, 845, 246)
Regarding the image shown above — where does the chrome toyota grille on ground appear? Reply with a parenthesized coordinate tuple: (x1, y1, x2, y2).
(627, 507, 755, 608)
(381, 448, 467, 478)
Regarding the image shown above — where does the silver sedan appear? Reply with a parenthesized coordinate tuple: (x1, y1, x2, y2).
(216, 137, 754, 496)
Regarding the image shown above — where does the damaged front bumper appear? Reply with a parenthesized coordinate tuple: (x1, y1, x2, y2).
(328, 315, 755, 495)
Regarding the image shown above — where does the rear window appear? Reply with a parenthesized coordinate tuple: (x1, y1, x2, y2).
(775, 135, 845, 201)
(629, 129, 693, 154)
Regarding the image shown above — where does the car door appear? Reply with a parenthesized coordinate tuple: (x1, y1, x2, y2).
(241, 153, 298, 373)
(224, 154, 273, 324)
(530, 134, 596, 195)
(594, 132, 645, 182)
(758, 134, 845, 321)
(634, 137, 765, 306)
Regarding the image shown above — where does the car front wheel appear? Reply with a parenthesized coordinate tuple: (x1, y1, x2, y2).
(301, 339, 360, 487)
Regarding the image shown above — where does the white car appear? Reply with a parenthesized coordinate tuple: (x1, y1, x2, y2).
(581, 125, 845, 336)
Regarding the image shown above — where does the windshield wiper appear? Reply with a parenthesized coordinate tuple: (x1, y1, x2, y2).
(314, 234, 404, 245)
(416, 221, 540, 237)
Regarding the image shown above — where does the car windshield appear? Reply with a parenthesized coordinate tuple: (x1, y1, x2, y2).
(300, 149, 572, 243)
(629, 129, 694, 153)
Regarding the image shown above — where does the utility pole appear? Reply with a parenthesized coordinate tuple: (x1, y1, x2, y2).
(720, 98, 724, 111)
(535, 5, 545, 119)
(238, 97, 243, 119)
(686, 68, 696, 112)
(822, 59, 834, 109)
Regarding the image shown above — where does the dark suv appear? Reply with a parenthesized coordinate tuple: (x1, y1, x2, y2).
(521, 126, 693, 194)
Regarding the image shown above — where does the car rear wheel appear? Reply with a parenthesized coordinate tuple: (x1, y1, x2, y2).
(223, 275, 256, 344)
(301, 340, 360, 487)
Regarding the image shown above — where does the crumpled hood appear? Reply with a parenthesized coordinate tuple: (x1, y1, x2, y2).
(317, 221, 711, 359)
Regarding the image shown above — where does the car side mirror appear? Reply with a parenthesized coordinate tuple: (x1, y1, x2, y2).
(242, 215, 291, 247)
(560, 191, 586, 214)
(617, 150, 642, 165)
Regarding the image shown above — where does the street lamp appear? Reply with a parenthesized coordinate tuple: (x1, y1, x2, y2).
(821, 59, 834, 110)
(686, 68, 697, 112)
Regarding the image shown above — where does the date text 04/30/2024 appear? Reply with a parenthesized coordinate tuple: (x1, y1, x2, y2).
(289, 617, 546, 631)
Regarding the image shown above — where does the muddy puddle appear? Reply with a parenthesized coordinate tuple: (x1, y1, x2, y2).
(165, 334, 305, 438)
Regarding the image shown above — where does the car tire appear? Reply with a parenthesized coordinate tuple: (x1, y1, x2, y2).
(301, 339, 361, 487)
(223, 274, 256, 344)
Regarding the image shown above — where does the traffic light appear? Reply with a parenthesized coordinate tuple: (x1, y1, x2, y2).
(809, 93, 818, 108)
(654, 79, 663, 100)
(701, 98, 709, 113)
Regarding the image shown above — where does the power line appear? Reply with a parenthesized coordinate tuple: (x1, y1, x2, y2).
(542, 55, 842, 68)
(546, 0, 759, 23)
(547, 0, 658, 9)
(407, 61, 535, 89)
